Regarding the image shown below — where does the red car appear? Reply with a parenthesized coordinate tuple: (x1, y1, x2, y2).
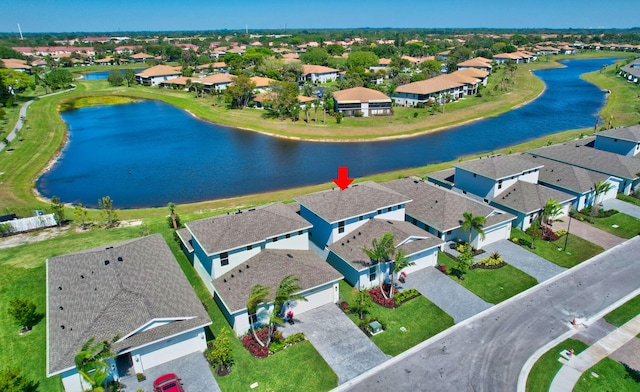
(153, 373, 185, 392)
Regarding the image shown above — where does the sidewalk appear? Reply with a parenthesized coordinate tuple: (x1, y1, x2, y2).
(549, 314, 640, 392)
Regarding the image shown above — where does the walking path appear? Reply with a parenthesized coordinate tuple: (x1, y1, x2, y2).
(280, 303, 390, 385)
(603, 198, 640, 219)
(404, 267, 492, 323)
(549, 314, 640, 392)
(479, 240, 566, 283)
(551, 216, 624, 250)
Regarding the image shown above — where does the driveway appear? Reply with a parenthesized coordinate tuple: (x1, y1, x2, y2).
(480, 240, 566, 283)
(603, 198, 640, 219)
(119, 351, 220, 392)
(551, 216, 625, 250)
(404, 267, 492, 323)
(280, 303, 389, 384)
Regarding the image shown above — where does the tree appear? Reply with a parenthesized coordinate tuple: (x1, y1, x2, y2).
(389, 249, 415, 297)
(207, 327, 234, 376)
(274, 275, 307, 318)
(525, 216, 543, 249)
(106, 70, 124, 87)
(123, 69, 136, 87)
(300, 48, 329, 65)
(541, 198, 563, 229)
(74, 204, 89, 228)
(98, 196, 118, 226)
(592, 180, 614, 216)
(348, 51, 379, 69)
(246, 284, 271, 347)
(461, 212, 486, 247)
(167, 202, 180, 229)
(0, 367, 38, 392)
(50, 196, 65, 226)
(0, 77, 12, 107)
(453, 246, 474, 279)
(361, 232, 395, 299)
(419, 59, 442, 78)
(7, 298, 38, 332)
(326, 44, 345, 56)
(225, 74, 255, 109)
(266, 80, 299, 120)
(74, 337, 117, 392)
(44, 69, 73, 90)
(350, 289, 372, 320)
(0, 70, 31, 92)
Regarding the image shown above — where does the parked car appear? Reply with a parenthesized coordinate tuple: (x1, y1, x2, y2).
(153, 373, 185, 392)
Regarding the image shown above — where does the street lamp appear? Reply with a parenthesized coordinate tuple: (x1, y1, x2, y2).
(563, 211, 574, 252)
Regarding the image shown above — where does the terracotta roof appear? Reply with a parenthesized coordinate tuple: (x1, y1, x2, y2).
(212, 249, 342, 313)
(129, 52, 154, 59)
(1, 58, 31, 70)
(456, 67, 489, 79)
(333, 87, 391, 103)
(250, 76, 276, 88)
(394, 75, 463, 95)
(457, 58, 493, 68)
(198, 73, 233, 85)
(302, 64, 338, 75)
(47, 234, 211, 375)
(441, 72, 480, 86)
(378, 58, 392, 65)
(135, 65, 182, 77)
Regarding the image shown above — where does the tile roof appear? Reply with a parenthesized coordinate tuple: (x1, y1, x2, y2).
(394, 75, 463, 95)
(135, 65, 182, 77)
(186, 203, 311, 255)
(456, 67, 490, 79)
(520, 155, 610, 194)
(333, 87, 391, 103)
(1, 58, 31, 70)
(441, 72, 481, 86)
(457, 57, 493, 68)
(295, 181, 411, 223)
(328, 219, 443, 270)
(129, 52, 154, 59)
(198, 73, 233, 85)
(302, 64, 339, 75)
(385, 177, 515, 232)
(454, 154, 543, 180)
(596, 125, 640, 143)
(212, 249, 343, 312)
(249, 76, 276, 88)
(528, 138, 640, 180)
(492, 181, 576, 214)
(47, 234, 211, 375)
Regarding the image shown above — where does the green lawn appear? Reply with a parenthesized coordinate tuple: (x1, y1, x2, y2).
(339, 281, 454, 356)
(510, 228, 604, 268)
(437, 251, 537, 304)
(572, 211, 640, 239)
(604, 295, 640, 327)
(574, 357, 640, 392)
(525, 338, 590, 392)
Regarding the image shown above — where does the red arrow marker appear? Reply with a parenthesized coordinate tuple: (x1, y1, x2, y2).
(333, 166, 353, 190)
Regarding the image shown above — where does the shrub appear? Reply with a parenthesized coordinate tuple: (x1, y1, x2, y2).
(284, 333, 305, 345)
(369, 286, 396, 308)
(511, 237, 519, 244)
(556, 229, 568, 237)
(393, 288, 421, 305)
(136, 373, 145, 382)
(339, 301, 350, 312)
(413, 112, 418, 118)
(241, 327, 280, 358)
(354, 110, 364, 117)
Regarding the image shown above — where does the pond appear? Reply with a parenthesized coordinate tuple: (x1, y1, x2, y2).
(81, 69, 143, 80)
(38, 58, 617, 208)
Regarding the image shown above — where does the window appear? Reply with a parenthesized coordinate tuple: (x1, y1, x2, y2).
(298, 230, 303, 235)
(387, 207, 392, 212)
(247, 245, 252, 251)
(220, 252, 229, 266)
(272, 237, 278, 242)
(338, 221, 345, 234)
(377, 209, 382, 214)
(529, 215, 534, 223)
(498, 179, 503, 190)
(359, 215, 363, 221)
(286, 233, 291, 238)
(446, 230, 452, 235)
(369, 266, 377, 282)
(473, 173, 477, 177)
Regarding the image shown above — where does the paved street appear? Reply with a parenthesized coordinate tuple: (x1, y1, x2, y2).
(337, 237, 640, 392)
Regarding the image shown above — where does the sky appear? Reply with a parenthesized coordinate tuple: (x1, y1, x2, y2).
(2, 0, 637, 33)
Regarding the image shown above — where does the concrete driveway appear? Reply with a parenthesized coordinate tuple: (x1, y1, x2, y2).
(404, 267, 492, 322)
(603, 198, 640, 219)
(480, 240, 566, 283)
(280, 303, 389, 384)
(551, 216, 624, 250)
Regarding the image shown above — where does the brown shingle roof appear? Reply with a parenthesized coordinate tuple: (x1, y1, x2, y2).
(333, 87, 391, 103)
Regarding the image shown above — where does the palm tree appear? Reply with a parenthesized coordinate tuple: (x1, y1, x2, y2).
(361, 233, 395, 299)
(167, 202, 177, 229)
(541, 198, 563, 228)
(74, 337, 117, 392)
(274, 275, 307, 318)
(246, 284, 271, 347)
(592, 180, 614, 215)
(389, 249, 415, 297)
(461, 212, 486, 248)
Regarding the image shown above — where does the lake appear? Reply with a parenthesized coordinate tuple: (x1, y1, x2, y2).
(38, 58, 616, 208)
(81, 69, 143, 80)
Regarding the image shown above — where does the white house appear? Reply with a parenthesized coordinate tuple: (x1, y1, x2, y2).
(46, 234, 211, 392)
(134, 65, 182, 86)
(332, 87, 393, 117)
(300, 64, 339, 83)
(393, 75, 464, 106)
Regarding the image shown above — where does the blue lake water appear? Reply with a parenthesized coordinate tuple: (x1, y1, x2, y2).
(81, 69, 143, 80)
(38, 58, 617, 208)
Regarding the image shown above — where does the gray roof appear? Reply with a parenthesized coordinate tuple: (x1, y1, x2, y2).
(176, 228, 193, 252)
(427, 168, 456, 186)
(520, 155, 611, 194)
(186, 202, 311, 255)
(596, 125, 640, 143)
(620, 61, 640, 77)
(491, 181, 576, 214)
(212, 249, 343, 313)
(454, 154, 543, 180)
(528, 138, 640, 180)
(384, 177, 515, 232)
(295, 181, 411, 223)
(47, 234, 211, 375)
(328, 219, 443, 271)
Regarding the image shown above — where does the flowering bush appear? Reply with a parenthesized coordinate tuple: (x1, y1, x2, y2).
(369, 286, 396, 308)
(556, 229, 568, 237)
(437, 265, 447, 273)
(241, 327, 283, 358)
(541, 226, 559, 241)
(339, 301, 350, 312)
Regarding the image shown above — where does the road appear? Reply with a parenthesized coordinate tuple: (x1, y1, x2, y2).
(338, 237, 640, 392)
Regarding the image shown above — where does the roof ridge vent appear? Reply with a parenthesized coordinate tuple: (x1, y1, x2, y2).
(104, 260, 110, 266)
(287, 253, 293, 258)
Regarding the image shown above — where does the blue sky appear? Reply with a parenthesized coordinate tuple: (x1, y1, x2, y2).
(2, 0, 636, 33)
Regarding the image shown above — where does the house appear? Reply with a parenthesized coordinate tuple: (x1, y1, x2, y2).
(492, 52, 525, 64)
(332, 87, 392, 117)
(393, 76, 464, 106)
(528, 138, 640, 195)
(176, 203, 341, 335)
(327, 218, 442, 289)
(295, 181, 411, 249)
(197, 73, 234, 92)
(594, 125, 640, 156)
(535, 46, 560, 55)
(521, 155, 620, 210)
(252, 92, 316, 110)
(618, 60, 640, 84)
(135, 65, 182, 86)
(0, 58, 31, 73)
(370, 58, 391, 72)
(385, 177, 515, 249)
(456, 57, 493, 73)
(128, 52, 155, 62)
(47, 235, 211, 392)
(300, 64, 339, 83)
(250, 76, 276, 92)
(440, 71, 481, 96)
(456, 67, 490, 86)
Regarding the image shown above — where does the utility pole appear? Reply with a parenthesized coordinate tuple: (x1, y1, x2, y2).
(17, 23, 24, 40)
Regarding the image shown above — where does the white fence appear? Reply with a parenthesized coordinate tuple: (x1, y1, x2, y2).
(2, 213, 58, 234)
